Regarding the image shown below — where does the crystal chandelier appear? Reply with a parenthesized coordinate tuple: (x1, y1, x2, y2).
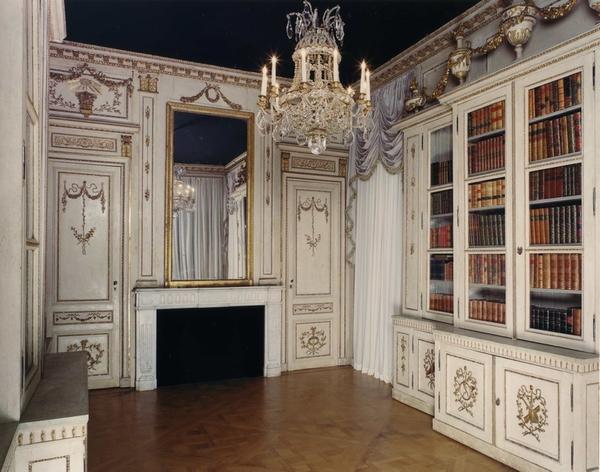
(172, 165, 196, 215)
(257, 1, 372, 155)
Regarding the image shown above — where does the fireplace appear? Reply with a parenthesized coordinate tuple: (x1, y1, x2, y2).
(134, 286, 283, 391)
(157, 306, 264, 386)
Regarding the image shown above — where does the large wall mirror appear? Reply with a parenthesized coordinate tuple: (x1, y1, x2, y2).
(165, 103, 254, 287)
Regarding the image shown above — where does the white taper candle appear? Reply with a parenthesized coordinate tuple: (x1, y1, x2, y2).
(260, 66, 268, 96)
(271, 56, 277, 86)
(333, 49, 340, 83)
(300, 49, 307, 82)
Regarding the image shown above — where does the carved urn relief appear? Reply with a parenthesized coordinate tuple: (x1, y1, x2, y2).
(502, 5, 537, 59)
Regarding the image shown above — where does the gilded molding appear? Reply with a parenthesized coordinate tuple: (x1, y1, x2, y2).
(291, 156, 336, 174)
(138, 73, 159, 93)
(51, 133, 117, 152)
(281, 152, 291, 172)
(120, 134, 132, 157)
(180, 82, 242, 110)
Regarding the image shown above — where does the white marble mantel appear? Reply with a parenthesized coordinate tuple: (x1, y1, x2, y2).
(134, 286, 283, 391)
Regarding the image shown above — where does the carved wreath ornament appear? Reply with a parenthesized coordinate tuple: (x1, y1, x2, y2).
(516, 384, 549, 442)
(300, 326, 327, 356)
(297, 196, 329, 255)
(423, 348, 435, 390)
(61, 180, 106, 255)
(453, 365, 478, 416)
(66, 339, 105, 372)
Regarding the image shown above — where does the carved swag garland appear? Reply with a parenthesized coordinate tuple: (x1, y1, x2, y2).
(297, 196, 329, 255)
(62, 180, 106, 255)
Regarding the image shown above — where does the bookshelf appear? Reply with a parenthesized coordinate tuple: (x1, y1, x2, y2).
(514, 56, 595, 351)
(427, 124, 454, 320)
(456, 90, 513, 337)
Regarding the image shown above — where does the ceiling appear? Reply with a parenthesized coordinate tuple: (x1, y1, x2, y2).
(64, 0, 480, 84)
(174, 112, 247, 165)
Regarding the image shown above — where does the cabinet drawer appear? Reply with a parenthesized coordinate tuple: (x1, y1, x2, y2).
(436, 343, 493, 443)
(495, 357, 573, 471)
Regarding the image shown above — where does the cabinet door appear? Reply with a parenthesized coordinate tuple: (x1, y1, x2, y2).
(495, 357, 573, 471)
(403, 133, 422, 314)
(412, 331, 436, 404)
(513, 53, 596, 352)
(393, 326, 412, 391)
(454, 85, 514, 338)
(436, 343, 493, 443)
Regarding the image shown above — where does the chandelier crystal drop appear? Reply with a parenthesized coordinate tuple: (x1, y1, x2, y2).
(172, 165, 196, 215)
(257, 1, 373, 155)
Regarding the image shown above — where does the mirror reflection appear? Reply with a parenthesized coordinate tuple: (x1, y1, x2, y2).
(170, 109, 249, 282)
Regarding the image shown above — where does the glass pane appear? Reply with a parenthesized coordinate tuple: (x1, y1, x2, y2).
(430, 189, 453, 249)
(468, 178, 505, 248)
(430, 126, 452, 186)
(468, 254, 506, 324)
(429, 254, 453, 313)
(467, 100, 505, 176)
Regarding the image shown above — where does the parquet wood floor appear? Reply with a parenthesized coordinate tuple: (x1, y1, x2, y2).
(88, 367, 513, 471)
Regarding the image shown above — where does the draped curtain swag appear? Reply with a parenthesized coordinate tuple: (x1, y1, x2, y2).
(347, 71, 413, 265)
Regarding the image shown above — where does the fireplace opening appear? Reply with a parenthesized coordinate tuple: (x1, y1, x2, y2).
(157, 306, 264, 386)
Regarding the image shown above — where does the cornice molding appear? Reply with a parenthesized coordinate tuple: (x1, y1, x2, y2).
(49, 41, 268, 89)
(393, 315, 449, 333)
(370, 0, 502, 89)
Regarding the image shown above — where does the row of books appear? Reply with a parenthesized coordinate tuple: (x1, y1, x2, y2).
(529, 204, 581, 245)
(530, 253, 581, 290)
(468, 101, 505, 137)
(430, 257, 453, 281)
(468, 136, 505, 175)
(529, 163, 581, 201)
(429, 293, 453, 313)
(528, 111, 581, 161)
(469, 179, 505, 209)
(469, 213, 505, 247)
(468, 254, 505, 286)
(528, 72, 581, 119)
(430, 224, 453, 249)
(530, 305, 581, 336)
(431, 190, 453, 216)
(468, 299, 506, 324)
(431, 160, 453, 187)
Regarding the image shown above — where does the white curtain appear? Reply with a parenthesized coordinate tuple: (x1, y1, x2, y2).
(353, 163, 403, 382)
(226, 191, 246, 279)
(172, 175, 225, 279)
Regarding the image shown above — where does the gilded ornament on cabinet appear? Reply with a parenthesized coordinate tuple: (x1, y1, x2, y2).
(297, 196, 329, 255)
(339, 159, 347, 177)
(404, 78, 427, 113)
(138, 73, 159, 93)
(121, 135, 132, 157)
(180, 82, 242, 110)
(400, 337, 407, 376)
(66, 339, 105, 371)
(300, 326, 327, 356)
(516, 384, 549, 441)
(62, 180, 106, 255)
(423, 348, 435, 390)
(453, 365, 478, 416)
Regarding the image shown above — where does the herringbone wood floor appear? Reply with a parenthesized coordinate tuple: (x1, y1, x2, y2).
(88, 367, 512, 471)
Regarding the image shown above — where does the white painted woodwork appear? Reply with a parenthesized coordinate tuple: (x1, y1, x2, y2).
(46, 159, 125, 389)
(283, 174, 345, 370)
(403, 133, 421, 314)
(133, 286, 283, 391)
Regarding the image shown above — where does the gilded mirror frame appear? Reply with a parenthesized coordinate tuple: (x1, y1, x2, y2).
(165, 102, 254, 287)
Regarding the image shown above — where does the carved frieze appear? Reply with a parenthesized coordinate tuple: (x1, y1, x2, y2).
(293, 302, 334, 315)
(291, 156, 336, 174)
(51, 133, 117, 153)
(53, 310, 113, 325)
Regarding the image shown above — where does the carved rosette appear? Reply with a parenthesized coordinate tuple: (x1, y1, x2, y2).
(453, 365, 478, 416)
(300, 326, 327, 356)
(516, 384, 549, 441)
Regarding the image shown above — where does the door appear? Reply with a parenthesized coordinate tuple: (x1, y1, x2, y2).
(284, 176, 344, 370)
(46, 158, 125, 389)
(495, 357, 573, 471)
(413, 331, 436, 404)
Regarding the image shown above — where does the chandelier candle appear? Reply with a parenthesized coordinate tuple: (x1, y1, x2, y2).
(257, 0, 373, 155)
(261, 66, 268, 96)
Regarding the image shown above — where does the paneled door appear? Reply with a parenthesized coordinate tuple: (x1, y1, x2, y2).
(284, 176, 344, 370)
(46, 158, 125, 389)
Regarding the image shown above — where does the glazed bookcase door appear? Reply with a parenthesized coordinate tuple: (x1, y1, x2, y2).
(514, 53, 596, 352)
(455, 86, 513, 337)
(435, 343, 494, 443)
(494, 357, 573, 471)
(403, 132, 423, 315)
(425, 119, 454, 322)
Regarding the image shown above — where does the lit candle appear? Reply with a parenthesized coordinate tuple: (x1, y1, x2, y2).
(300, 49, 307, 82)
(260, 66, 268, 96)
(271, 56, 277, 86)
(366, 69, 371, 101)
(360, 61, 366, 94)
(333, 49, 340, 83)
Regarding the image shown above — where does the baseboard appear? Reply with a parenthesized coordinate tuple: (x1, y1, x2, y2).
(135, 378, 157, 391)
(432, 419, 546, 472)
(337, 357, 352, 366)
(391, 388, 434, 416)
(264, 364, 282, 377)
